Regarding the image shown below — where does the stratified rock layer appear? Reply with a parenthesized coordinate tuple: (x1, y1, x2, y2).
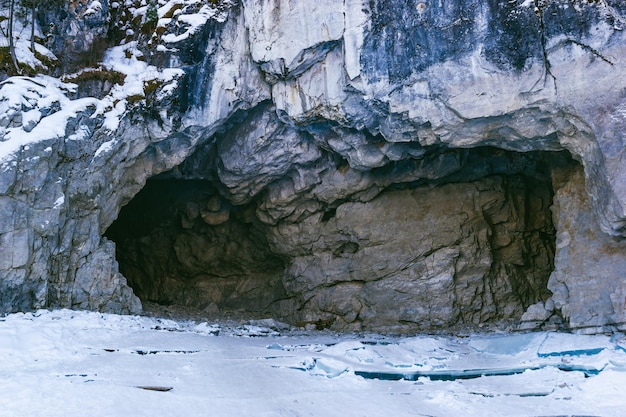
(2, 0, 626, 332)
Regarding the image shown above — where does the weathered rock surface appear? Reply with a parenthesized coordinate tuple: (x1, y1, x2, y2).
(277, 173, 556, 331)
(1, 0, 626, 332)
(105, 178, 288, 314)
(545, 166, 626, 333)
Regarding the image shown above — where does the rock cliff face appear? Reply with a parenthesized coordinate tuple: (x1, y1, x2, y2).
(1, 0, 626, 333)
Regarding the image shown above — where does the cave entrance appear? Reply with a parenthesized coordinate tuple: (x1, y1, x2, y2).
(104, 177, 288, 319)
(105, 144, 579, 330)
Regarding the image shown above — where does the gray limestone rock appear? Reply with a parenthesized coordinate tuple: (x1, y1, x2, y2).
(547, 166, 626, 333)
(274, 174, 555, 331)
(37, 0, 112, 74)
(1, 0, 626, 333)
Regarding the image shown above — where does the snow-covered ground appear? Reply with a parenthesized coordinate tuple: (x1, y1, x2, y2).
(0, 310, 624, 416)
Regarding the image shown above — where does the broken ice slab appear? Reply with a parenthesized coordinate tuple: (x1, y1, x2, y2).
(461, 366, 574, 398)
(554, 363, 603, 376)
(337, 337, 449, 368)
(266, 342, 285, 350)
(310, 358, 349, 378)
(232, 325, 278, 337)
(277, 357, 350, 377)
(247, 319, 291, 331)
(355, 366, 541, 381)
(469, 332, 547, 355)
(354, 363, 602, 382)
(191, 322, 220, 336)
(537, 333, 612, 357)
(265, 341, 338, 352)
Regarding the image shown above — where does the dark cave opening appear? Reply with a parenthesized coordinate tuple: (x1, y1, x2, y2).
(104, 145, 579, 328)
(104, 178, 288, 317)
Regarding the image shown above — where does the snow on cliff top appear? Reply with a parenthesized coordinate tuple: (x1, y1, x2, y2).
(0, 0, 229, 163)
(0, 76, 101, 161)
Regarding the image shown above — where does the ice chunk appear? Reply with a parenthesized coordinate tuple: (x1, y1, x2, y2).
(345, 346, 383, 364)
(355, 363, 604, 382)
(192, 322, 220, 336)
(554, 363, 603, 376)
(233, 325, 278, 337)
(247, 318, 290, 332)
(460, 366, 578, 398)
(615, 335, 626, 353)
(310, 358, 349, 378)
(355, 366, 542, 382)
(538, 332, 611, 357)
(266, 342, 284, 351)
(469, 333, 547, 356)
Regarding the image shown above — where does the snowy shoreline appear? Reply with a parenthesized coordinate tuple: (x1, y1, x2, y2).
(1, 309, 624, 416)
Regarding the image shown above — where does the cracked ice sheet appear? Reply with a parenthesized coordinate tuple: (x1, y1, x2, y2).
(0, 310, 625, 417)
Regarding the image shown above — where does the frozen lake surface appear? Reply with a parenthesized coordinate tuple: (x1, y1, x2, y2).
(1, 309, 624, 416)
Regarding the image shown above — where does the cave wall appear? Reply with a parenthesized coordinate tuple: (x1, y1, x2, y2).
(276, 174, 556, 331)
(105, 178, 288, 314)
(1, 0, 626, 332)
(546, 166, 626, 333)
(106, 145, 570, 331)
